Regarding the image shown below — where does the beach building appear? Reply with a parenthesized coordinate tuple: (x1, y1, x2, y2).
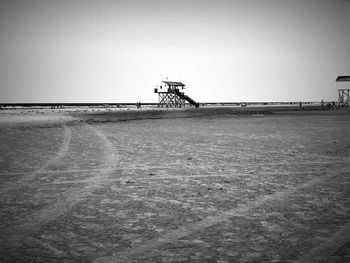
(336, 76, 350, 106)
(154, 81, 199, 108)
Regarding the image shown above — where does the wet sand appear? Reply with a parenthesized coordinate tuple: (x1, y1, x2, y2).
(1, 104, 347, 125)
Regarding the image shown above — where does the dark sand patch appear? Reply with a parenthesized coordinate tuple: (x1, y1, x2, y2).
(70, 105, 350, 123)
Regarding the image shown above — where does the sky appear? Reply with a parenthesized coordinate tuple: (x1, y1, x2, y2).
(0, 0, 350, 103)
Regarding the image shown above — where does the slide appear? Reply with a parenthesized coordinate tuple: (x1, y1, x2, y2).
(175, 90, 199, 108)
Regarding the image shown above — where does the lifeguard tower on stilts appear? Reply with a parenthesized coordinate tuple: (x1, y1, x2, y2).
(154, 81, 199, 108)
(336, 76, 350, 107)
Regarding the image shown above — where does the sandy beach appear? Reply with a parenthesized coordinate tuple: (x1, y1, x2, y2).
(0, 106, 349, 262)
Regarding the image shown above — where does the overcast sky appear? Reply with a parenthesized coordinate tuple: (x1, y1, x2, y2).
(0, 0, 349, 103)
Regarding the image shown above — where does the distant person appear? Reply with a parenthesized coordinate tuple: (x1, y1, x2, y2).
(299, 101, 302, 110)
(321, 100, 324, 109)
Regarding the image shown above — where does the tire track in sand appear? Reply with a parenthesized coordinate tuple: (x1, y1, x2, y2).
(1, 124, 116, 243)
(94, 168, 349, 263)
(0, 125, 72, 194)
(294, 222, 350, 263)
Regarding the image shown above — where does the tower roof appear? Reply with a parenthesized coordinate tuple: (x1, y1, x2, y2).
(336, 76, 350, 82)
(162, 81, 185, 87)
